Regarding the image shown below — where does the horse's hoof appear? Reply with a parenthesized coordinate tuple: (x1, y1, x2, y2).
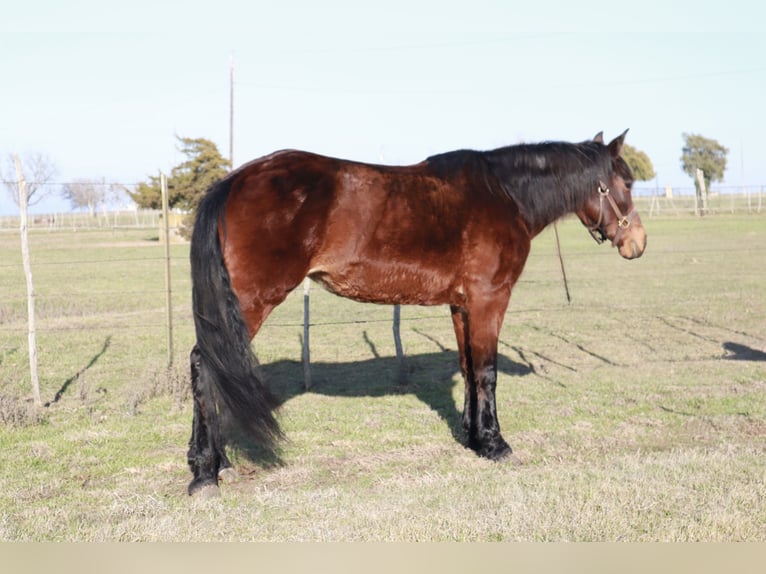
(472, 436, 522, 465)
(218, 467, 239, 483)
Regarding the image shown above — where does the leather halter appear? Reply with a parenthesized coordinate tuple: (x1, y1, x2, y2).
(588, 181, 631, 244)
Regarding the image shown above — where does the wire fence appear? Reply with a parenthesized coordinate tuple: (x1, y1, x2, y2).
(1, 182, 763, 232)
(632, 185, 764, 216)
(0, 209, 163, 231)
(2, 207, 765, 413)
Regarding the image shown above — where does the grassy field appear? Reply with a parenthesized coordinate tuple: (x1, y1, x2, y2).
(0, 212, 764, 541)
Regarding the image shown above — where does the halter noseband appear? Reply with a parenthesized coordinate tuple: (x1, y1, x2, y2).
(588, 181, 631, 244)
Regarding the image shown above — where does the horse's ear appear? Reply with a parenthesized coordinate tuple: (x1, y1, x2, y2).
(593, 131, 604, 144)
(608, 129, 629, 157)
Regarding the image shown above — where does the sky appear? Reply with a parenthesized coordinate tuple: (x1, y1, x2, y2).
(2, 0, 765, 215)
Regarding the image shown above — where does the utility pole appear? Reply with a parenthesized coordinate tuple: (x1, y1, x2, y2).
(229, 54, 235, 169)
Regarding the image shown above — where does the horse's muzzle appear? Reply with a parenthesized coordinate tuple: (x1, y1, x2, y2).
(617, 225, 647, 259)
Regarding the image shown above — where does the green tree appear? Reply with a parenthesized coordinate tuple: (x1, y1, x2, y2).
(130, 136, 231, 235)
(621, 144, 655, 181)
(680, 133, 728, 193)
(129, 177, 164, 210)
(169, 137, 231, 211)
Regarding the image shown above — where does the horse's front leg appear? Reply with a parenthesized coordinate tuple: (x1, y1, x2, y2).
(450, 305, 473, 436)
(451, 299, 514, 461)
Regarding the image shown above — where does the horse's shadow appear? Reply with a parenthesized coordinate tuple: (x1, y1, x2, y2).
(723, 342, 766, 362)
(231, 348, 533, 465)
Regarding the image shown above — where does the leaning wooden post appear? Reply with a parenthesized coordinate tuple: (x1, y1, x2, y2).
(160, 173, 173, 368)
(694, 168, 707, 217)
(302, 277, 312, 390)
(14, 154, 42, 407)
(552, 221, 571, 304)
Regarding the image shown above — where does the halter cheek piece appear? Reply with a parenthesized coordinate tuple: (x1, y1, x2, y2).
(588, 181, 631, 244)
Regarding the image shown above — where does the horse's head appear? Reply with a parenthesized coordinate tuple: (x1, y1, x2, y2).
(577, 130, 647, 260)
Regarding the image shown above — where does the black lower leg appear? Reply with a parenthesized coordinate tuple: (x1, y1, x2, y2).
(467, 364, 512, 460)
(187, 345, 232, 495)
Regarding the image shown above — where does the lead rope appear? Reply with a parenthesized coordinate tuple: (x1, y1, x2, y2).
(552, 221, 571, 304)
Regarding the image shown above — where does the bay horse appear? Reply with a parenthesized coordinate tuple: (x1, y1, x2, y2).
(187, 130, 646, 496)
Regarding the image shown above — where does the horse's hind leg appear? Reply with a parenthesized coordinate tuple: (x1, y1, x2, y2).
(187, 345, 233, 497)
(187, 273, 302, 496)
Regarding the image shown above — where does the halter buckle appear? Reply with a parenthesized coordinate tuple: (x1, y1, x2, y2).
(617, 216, 630, 229)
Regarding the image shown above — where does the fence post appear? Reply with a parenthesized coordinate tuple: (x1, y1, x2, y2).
(14, 154, 42, 407)
(552, 221, 571, 304)
(160, 174, 173, 368)
(694, 168, 708, 216)
(302, 277, 312, 390)
(393, 304, 406, 382)
(301, 277, 311, 391)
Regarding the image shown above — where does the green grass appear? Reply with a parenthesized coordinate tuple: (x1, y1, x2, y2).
(0, 213, 765, 541)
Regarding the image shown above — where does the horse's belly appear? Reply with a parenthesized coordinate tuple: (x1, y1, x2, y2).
(308, 262, 456, 306)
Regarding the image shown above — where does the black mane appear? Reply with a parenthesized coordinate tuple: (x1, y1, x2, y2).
(426, 148, 481, 179)
(427, 141, 612, 230)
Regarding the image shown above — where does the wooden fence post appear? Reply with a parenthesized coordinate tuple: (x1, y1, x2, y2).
(13, 154, 42, 407)
(694, 168, 708, 216)
(160, 174, 173, 368)
(393, 304, 406, 381)
(302, 277, 312, 390)
(552, 221, 571, 304)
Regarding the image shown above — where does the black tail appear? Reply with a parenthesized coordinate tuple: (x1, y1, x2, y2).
(189, 178, 282, 456)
